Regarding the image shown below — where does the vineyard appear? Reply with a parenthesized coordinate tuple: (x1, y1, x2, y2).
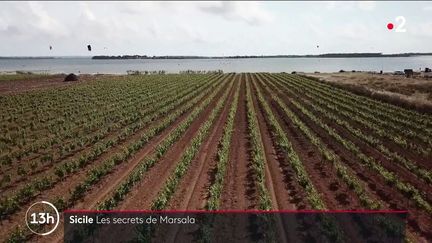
(0, 73, 431, 242)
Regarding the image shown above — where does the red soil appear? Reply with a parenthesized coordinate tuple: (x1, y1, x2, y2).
(166, 75, 239, 210)
(249, 74, 298, 210)
(0, 80, 214, 197)
(0, 76, 225, 241)
(2, 73, 430, 242)
(0, 74, 102, 94)
(257, 77, 363, 210)
(117, 77, 235, 210)
(264, 76, 432, 240)
(219, 74, 258, 210)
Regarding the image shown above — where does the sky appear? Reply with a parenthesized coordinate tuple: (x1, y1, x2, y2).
(0, 1, 431, 56)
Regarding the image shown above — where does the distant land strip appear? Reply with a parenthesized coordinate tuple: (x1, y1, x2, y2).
(1, 53, 432, 60)
(91, 52, 432, 60)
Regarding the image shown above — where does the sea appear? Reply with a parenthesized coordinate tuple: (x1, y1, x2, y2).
(1, 56, 432, 74)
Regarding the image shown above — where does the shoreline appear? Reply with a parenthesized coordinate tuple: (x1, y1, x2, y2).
(1, 56, 431, 75)
(2, 52, 432, 60)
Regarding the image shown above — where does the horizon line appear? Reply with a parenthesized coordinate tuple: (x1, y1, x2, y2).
(1, 51, 432, 59)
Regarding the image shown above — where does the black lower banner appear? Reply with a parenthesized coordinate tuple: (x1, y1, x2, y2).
(64, 210, 407, 243)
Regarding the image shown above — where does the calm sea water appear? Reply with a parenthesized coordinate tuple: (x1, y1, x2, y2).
(1, 56, 432, 74)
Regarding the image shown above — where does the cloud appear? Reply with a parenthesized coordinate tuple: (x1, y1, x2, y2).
(0, 2, 69, 39)
(0, 1, 430, 56)
(410, 21, 432, 37)
(0, 25, 22, 36)
(328, 21, 380, 43)
(357, 1, 376, 11)
(27, 2, 68, 38)
(119, 2, 161, 15)
(423, 5, 432, 11)
(198, 1, 273, 25)
(178, 25, 206, 43)
(326, 1, 376, 11)
(80, 2, 96, 21)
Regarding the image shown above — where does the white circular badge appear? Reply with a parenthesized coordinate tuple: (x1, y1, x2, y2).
(25, 201, 60, 236)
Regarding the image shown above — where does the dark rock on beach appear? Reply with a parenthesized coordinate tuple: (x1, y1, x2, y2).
(64, 73, 79, 82)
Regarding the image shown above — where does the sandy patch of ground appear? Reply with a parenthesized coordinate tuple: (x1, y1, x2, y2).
(0, 74, 109, 94)
(305, 71, 432, 106)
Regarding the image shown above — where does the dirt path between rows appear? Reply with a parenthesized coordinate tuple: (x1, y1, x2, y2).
(249, 74, 297, 211)
(248, 73, 294, 243)
(260, 75, 370, 242)
(275, 77, 432, 183)
(116, 77, 234, 211)
(0, 79, 210, 197)
(219, 74, 257, 210)
(260, 78, 363, 210)
(3, 78, 223, 242)
(34, 77, 232, 243)
(266, 76, 432, 240)
(299, 94, 432, 201)
(289, 89, 432, 169)
(160, 76, 239, 243)
(167, 75, 239, 210)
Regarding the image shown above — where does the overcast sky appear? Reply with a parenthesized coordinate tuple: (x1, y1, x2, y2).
(1, 1, 431, 56)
